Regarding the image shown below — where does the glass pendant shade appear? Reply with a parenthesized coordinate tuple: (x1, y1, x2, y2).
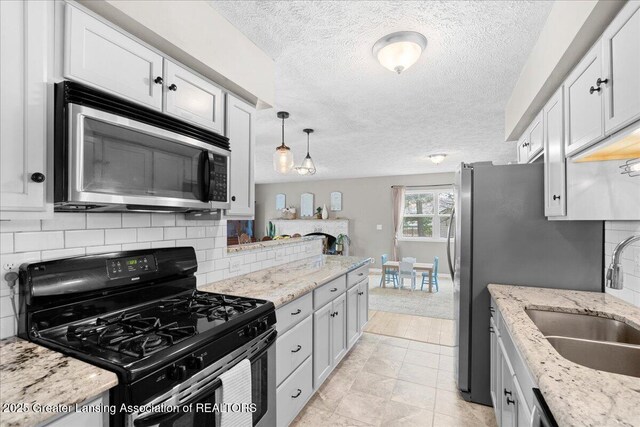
(295, 128, 317, 175)
(273, 146, 294, 174)
(373, 31, 427, 74)
(273, 111, 294, 174)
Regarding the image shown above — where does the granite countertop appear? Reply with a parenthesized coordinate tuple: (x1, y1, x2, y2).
(0, 337, 118, 427)
(227, 235, 323, 253)
(488, 284, 640, 427)
(200, 255, 371, 307)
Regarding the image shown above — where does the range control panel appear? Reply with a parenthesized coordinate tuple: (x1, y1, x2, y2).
(107, 254, 157, 279)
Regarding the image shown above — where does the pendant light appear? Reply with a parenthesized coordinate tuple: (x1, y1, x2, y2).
(296, 129, 317, 175)
(273, 111, 294, 174)
(373, 31, 427, 74)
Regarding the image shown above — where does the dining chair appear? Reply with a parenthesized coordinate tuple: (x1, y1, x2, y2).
(421, 256, 439, 292)
(380, 254, 399, 288)
(398, 260, 417, 291)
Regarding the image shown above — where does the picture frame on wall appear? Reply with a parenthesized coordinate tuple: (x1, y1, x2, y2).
(275, 193, 286, 210)
(300, 193, 314, 217)
(330, 191, 342, 211)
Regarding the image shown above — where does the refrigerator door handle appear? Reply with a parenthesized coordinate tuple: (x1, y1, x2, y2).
(447, 207, 455, 280)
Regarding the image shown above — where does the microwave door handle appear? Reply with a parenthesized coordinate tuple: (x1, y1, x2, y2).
(198, 151, 213, 202)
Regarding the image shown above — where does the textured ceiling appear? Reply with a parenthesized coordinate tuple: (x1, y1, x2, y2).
(210, 1, 553, 183)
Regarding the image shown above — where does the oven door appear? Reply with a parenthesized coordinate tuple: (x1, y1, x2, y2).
(129, 331, 276, 427)
(66, 104, 229, 211)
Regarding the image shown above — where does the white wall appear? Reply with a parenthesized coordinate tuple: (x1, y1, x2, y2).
(604, 221, 640, 307)
(256, 172, 455, 273)
(0, 213, 323, 339)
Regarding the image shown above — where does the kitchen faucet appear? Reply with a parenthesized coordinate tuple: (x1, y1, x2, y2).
(606, 235, 640, 290)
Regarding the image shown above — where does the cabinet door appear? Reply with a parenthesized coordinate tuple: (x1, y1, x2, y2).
(164, 60, 224, 133)
(225, 94, 255, 217)
(64, 4, 163, 110)
(313, 301, 333, 388)
(564, 41, 604, 156)
(357, 281, 369, 331)
(331, 293, 347, 366)
(499, 340, 517, 427)
(516, 135, 529, 164)
(603, 2, 640, 134)
(489, 318, 499, 414)
(527, 112, 543, 161)
(0, 0, 50, 216)
(543, 88, 566, 217)
(346, 285, 360, 350)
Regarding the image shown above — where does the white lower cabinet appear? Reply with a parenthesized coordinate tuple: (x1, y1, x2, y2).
(276, 357, 313, 427)
(276, 316, 313, 385)
(45, 394, 107, 427)
(357, 280, 369, 331)
(346, 285, 360, 349)
(330, 293, 347, 366)
(490, 298, 537, 427)
(313, 299, 334, 388)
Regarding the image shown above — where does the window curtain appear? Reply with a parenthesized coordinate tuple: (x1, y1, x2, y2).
(391, 185, 405, 261)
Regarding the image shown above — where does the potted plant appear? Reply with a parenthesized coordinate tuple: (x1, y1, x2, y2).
(335, 234, 350, 255)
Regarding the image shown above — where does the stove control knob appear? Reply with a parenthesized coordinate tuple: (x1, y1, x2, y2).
(168, 364, 187, 381)
(258, 320, 269, 332)
(188, 355, 204, 370)
(246, 325, 258, 338)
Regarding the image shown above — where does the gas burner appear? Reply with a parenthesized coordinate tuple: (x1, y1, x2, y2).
(208, 305, 238, 320)
(121, 333, 169, 357)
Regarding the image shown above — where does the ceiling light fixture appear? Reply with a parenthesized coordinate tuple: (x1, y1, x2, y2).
(429, 154, 447, 164)
(295, 129, 317, 176)
(373, 31, 428, 74)
(273, 111, 294, 174)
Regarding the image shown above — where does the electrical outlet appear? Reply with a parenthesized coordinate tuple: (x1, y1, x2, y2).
(376, 224, 383, 230)
(3, 263, 15, 271)
(229, 257, 242, 273)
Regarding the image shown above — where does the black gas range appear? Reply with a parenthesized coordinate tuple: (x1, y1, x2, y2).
(18, 247, 277, 427)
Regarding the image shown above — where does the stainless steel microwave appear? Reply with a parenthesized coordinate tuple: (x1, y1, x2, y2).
(54, 81, 230, 213)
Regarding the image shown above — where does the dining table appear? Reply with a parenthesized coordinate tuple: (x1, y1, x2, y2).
(382, 261, 435, 292)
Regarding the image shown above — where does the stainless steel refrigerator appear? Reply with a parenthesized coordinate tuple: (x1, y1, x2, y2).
(447, 162, 603, 406)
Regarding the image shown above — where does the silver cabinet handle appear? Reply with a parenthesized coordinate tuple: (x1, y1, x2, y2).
(447, 207, 455, 280)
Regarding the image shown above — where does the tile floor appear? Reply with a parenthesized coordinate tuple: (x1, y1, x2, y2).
(292, 332, 496, 427)
(364, 311, 456, 346)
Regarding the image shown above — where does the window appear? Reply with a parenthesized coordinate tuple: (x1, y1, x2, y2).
(400, 187, 454, 241)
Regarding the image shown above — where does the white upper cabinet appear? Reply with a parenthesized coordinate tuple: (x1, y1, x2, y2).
(527, 112, 544, 160)
(564, 41, 605, 156)
(517, 134, 529, 164)
(602, 1, 640, 134)
(64, 4, 163, 110)
(164, 60, 224, 133)
(0, 0, 51, 218)
(225, 94, 255, 218)
(543, 88, 566, 217)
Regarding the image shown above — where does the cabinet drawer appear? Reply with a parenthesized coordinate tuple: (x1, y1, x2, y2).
(313, 275, 346, 309)
(276, 292, 312, 334)
(276, 315, 313, 386)
(276, 356, 313, 427)
(347, 263, 369, 288)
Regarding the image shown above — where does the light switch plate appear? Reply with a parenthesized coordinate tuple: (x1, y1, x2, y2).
(376, 224, 382, 230)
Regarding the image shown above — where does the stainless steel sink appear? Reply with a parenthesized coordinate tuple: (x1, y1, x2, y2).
(526, 309, 640, 378)
(545, 337, 640, 378)
(526, 309, 640, 345)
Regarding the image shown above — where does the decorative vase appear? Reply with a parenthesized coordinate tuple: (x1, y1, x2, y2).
(322, 204, 328, 219)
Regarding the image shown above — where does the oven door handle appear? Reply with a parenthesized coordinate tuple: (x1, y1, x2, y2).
(197, 151, 213, 203)
(133, 330, 276, 427)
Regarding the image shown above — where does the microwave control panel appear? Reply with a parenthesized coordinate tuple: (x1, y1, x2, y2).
(209, 154, 228, 202)
(107, 254, 157, 279)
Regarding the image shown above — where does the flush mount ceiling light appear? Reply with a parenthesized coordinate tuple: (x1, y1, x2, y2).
(273, 111, 294, 174)
(373, 31, 428, 74)
(429, 154, 447, 164)
(295, 129, 317, 176)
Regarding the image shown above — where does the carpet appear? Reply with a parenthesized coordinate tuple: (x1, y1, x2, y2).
(368, 275, 454, 320)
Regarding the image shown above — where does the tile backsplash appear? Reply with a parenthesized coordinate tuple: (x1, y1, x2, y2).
(604, 221, 640, 307)
(0, 213, 323, 339)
